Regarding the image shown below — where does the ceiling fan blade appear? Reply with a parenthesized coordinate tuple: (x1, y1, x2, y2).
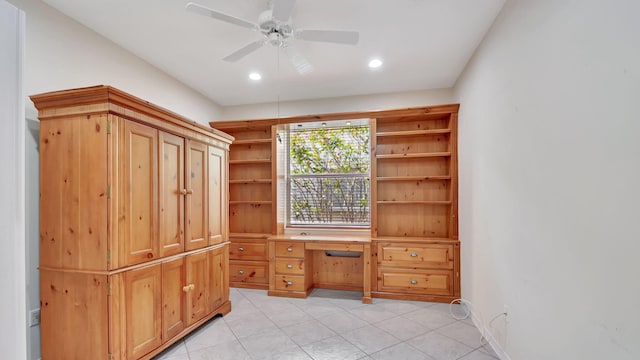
(186, 2, 258, 31)
(272, 0, 295, 22)
(223, 40, 265, 62)
(295, 29, 359, 45)
(282, 44, 314, 75)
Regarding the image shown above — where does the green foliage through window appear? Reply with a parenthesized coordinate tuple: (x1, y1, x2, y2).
(288, 125, 370, 226)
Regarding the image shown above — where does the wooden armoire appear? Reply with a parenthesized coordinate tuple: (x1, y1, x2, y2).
(31, 86, 234, 360)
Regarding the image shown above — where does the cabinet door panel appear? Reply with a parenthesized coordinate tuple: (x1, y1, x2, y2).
(124, 265, 162, 359)
(162, 257, 186, 342)
(159, 132, 185, 257)
(208, 146, 227, 245)
(209, 246, 229, 311)
(185, 251, 209, 325)
(186, 140, 208, 250)
(119, 120, 159, 266)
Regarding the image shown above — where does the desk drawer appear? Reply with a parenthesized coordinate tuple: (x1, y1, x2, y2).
(378, 243, 454, 269)
(275, 258, 305, 275)
(274, 242, 305, 258)
(274, 275, 305, 292)
(378, 268, 453, 296)
(229, 241, 267, 261)
(230, 261, 268, 284)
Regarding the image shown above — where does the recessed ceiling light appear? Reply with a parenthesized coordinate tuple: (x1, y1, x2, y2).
(249, 72, 262, 80)
(346, 121, 351, 126)
(368, 59, 383, 68)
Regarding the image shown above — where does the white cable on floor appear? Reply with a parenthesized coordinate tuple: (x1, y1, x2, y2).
(449, 298, 508, 352)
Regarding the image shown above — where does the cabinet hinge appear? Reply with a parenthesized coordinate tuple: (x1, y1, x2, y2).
(106, 282, 111, 296)
(107, 185, 111, 199)
(106, 250, 111, 265)
(108, 353, 113, 360)
(106, 120, 112, 134)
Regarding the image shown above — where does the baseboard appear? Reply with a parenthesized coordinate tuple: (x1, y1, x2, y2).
(464, 304, 512, 360)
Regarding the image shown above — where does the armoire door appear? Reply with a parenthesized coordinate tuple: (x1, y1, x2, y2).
(208, 146, 227, 245)
(185, 250, 210, 325)
(124, 264, 162, 359)
(159, 131, 185, 257)
(119, 119, 159, 266)
(209, 245, 229, 311)
(185, 140, 208, 251)
(162, 257, 186, 342)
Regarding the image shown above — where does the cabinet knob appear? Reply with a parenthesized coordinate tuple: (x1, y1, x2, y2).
(238, 247, 245, 251)
(410, 279, 418, 285)
(238, 270, 245, 274)
(190, 284, 195, 291)
(186, 189, 194, 195)
(286, 281, 293, 285)
(182, 285, 190, 292)
(286, 264, 293, 269)
(287, 247, 293, 252)
(410, 252, 418, 257)
(180, 189, 188, 195)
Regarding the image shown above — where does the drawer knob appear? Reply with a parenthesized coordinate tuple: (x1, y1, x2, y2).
(286, 281, 293, 285)
(238, 270, 245, 274)
(287, 247, 293, 252)
(238, 247, 245, 251)
(180, 189, 188, 195)
(182, 285, 190, 292)
(410, 279, 418, 285)
(410, 252, 418, 257)
(287, 264, 293, 269)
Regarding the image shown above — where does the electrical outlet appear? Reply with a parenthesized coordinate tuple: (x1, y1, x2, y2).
(503, 305, 509, 323)
(29, 309, 40, 327)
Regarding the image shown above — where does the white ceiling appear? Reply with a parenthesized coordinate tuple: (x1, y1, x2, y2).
(41, 0, 505, 106)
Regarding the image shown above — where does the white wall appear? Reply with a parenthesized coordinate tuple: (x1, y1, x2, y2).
(219, 88, 454, 120)
(0, 1, 27, 359)
(25, 119, 40, 360)
(9, 0, 222, 125)
(454, 0, 640, 359)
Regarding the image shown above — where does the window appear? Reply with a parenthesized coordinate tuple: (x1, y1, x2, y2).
(286, 122, 370, 227)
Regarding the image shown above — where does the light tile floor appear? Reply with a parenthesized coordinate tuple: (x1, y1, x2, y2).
(154, 288, 499, 360)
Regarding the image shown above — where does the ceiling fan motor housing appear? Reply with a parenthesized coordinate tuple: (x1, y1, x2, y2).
(258, 9, 292, 45)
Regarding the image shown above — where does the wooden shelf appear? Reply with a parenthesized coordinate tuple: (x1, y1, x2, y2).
(232, 139, 272, 145)
(373, 236, 459, 244)
(376, 152, 451, 159)
(229, 159, 272, 165)
(376, 129, 451, 137)
(376, 176, 451, 182)
(229, 233, 271, 239)
(377, 200, 452, 205)
(229, 201, 272, 205)
(229, 179, 273, 184)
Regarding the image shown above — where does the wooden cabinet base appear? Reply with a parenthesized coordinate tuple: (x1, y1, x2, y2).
(138, 301, 231, 360)
(372, 292, 457, 303)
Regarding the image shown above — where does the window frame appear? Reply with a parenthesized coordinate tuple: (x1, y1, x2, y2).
(283, 120, 371, 230)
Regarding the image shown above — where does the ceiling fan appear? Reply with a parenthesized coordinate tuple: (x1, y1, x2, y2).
(186, 0, 359, 75)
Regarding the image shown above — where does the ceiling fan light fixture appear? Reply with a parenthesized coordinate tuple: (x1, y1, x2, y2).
(249, 72, 262, 81)
(368, 59, 383, 68)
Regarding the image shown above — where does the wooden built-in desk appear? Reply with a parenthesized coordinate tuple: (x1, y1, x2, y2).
(267, 235, 372, 304)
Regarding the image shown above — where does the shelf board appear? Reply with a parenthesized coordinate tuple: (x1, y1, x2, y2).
(229, 200, 272, 205)
(377, 200, 452, 205)
(376, 176, 451, 182)
(229, 232, 271, 240)
(232, 138, 272, 145)
(376, 152, 451, 159)
(229, 179, 273, 184)
(229, 159, 272, 165)
(376, 129, 451, 137)
(373, 236, 459, 244)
